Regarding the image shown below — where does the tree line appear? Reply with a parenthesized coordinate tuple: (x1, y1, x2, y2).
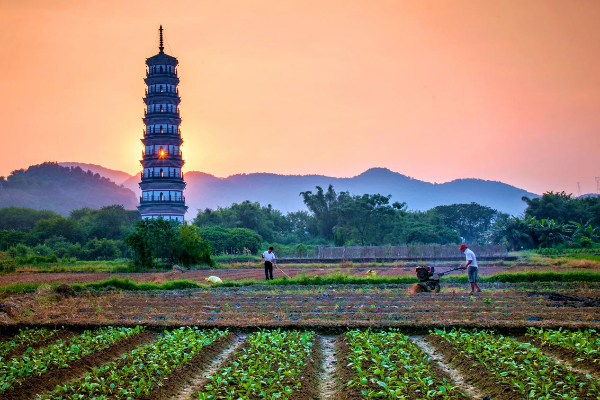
(1, 187, 598, 267)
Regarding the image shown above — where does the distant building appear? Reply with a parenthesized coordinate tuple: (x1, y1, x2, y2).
(138, 26, 188, 222)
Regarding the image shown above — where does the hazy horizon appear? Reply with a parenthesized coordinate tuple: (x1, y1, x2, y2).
(1, 0, 599, 195)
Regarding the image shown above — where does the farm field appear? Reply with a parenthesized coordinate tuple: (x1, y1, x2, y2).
(0, 326, 599, 399)
(2, 258, 599, 287)
(1, 283, 600, 328)
(2, 262, 600, 398)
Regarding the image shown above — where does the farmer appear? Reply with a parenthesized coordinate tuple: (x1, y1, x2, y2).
(460, 244, 481, 294)
(261, 246, 277, 280)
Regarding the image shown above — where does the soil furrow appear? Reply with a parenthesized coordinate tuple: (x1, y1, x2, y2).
(410, 335, 482, 400)
(171, 333, 247, 400)
(2, 330, 156, 400)
(522, 336, 600, 378)
(425, 334, 516, 400)
(142, 332, 234, 400)
(318, 335, 338, 400)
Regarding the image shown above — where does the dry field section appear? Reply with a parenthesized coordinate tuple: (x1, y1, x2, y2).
(3, 286, 600, 328)
(0, 326, 599, 399)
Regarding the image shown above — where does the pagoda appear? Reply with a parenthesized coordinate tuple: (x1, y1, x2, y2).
(138, 26, 187, 222)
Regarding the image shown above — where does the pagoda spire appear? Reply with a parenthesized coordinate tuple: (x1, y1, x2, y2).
(159, 25, 164, 53)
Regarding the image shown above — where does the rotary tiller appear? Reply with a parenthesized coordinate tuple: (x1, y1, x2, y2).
(414, 265, 463, 293)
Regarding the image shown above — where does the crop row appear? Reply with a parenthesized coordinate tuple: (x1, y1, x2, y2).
(198, 329, 316, 399)
(431, 329, 600, 399)
(0, 326, 144, 393)
(342, 330, 465, 399)
(0, 327, 59, 357)
(526, 327, 600, 364)
(44, 327, 227, 399)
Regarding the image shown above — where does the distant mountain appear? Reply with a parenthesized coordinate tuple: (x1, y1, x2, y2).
(121, 166, 537, 216)
(0, 163, 138, 216)
(59, 162, 133, 185)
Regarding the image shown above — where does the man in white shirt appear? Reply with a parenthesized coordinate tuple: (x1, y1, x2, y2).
(261, 246, 277, 280)
(460, 244, 481, 294)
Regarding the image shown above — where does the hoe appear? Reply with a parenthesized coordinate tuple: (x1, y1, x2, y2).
(414, 265, 464, 293)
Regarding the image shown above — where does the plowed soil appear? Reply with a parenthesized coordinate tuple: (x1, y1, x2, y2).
(2, 286, 600, 329)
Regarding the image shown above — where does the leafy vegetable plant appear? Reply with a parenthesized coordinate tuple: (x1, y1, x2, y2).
(0, 326, 143, 393)
(526, 327, 600, 364)
(0, 327, 60, 357)
(198, 329, 315, 399)
(44, 327, 227, 399)
(432, 329, 600, 399)
(343, 329, 464, 399)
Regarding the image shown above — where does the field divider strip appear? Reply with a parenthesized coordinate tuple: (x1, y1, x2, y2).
(317, 335, 339, 400)
(410, 335, 482, 400)
(171, 333, 248, 400)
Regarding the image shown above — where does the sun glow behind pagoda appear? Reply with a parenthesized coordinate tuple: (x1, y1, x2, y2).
(138, 26, 187, 222)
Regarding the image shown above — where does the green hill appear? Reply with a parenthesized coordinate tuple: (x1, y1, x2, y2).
(0, 163, 138, 216)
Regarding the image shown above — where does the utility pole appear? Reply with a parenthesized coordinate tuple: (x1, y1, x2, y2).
(577, 182, 581, 197)
(596, 177, 600, 194)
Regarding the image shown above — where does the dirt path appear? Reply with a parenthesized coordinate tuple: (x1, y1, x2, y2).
(1, 263, 576, 287)
(318, 335, 338, 400)
(171, 333, 247, 400)
(411, 335, 483, 400)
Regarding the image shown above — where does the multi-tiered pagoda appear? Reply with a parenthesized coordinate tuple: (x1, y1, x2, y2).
(138, 26, 187, 222)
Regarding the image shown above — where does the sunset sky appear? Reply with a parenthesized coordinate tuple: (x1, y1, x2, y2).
(1, 0, 599, 195)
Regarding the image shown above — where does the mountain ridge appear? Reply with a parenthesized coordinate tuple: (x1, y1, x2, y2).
(44, 162, 539, 216)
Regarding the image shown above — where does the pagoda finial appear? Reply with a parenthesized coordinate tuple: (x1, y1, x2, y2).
(159, 25, 164, 53)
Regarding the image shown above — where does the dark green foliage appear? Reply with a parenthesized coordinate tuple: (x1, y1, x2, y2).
(195, 185, 485, 246)
(27, 217, 84, 245)
(523, 191, 600, 226)
(172, 224, 213, 267)
(194, 201, 289, 242)
(82, 238, 121, 260)
(199, 226, 262, 255)
(0, 207, 60, 231)
(491, 215, 599, 250)
(428, 203, 506, 243)
(0, 204, 141, 260)
(70, 205, 140, 241)
(125, 219, 212, 268)
(300, 185, 341, 240)
(0, 230, 27, 250)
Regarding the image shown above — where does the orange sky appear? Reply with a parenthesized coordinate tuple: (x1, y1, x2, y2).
(1, 0, 599, 195)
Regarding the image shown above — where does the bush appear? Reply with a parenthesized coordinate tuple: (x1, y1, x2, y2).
(32, 244, 52, 256)
(16, 254, 58, 265)
(199, 226, 262, 255)
(172, 224, 213, 267)
(82, 238, 121, 260)
(126, 219, 212, 268)
(14, 243, 30, 257)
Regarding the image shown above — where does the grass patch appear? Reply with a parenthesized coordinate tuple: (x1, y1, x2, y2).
(70, 278, 203, 292)
(0, 282, 43, 295)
